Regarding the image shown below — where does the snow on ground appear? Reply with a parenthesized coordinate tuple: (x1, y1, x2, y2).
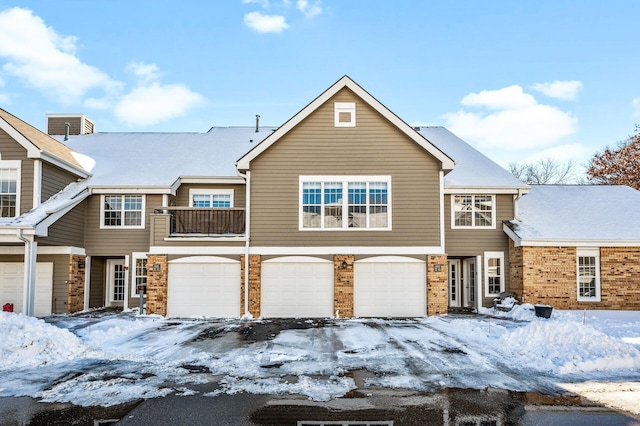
(1, 307, 640, 410)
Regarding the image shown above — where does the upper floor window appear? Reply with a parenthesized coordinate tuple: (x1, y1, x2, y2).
(334, 102, 356, 127)
(577, 248, 601, 302)
(189, 189, 234, 208)
(0, 169, 18, 218)
(300, 176, 391, 230)
(0, 161, 20, 218)
(101, 195, 145, 228)
(452, 195, 495, 229)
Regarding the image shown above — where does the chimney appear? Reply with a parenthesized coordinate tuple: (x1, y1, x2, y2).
(46, 114, 95, 137)
(255, 115, 260, 133)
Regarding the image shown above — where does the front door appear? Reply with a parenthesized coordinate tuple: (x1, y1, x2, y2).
(448, 259, 461, 308)
(463, 258, 476, 308)
(106, 259, 126, 306)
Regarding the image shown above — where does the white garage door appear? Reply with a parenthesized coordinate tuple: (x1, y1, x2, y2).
(167, 256, 240, 318)
(261, 256, 333, 318)
(354, 256, 426, 318)
(0, 262, 54, 317)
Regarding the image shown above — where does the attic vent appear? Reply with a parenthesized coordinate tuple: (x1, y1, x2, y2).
(334, 102, 356, 127)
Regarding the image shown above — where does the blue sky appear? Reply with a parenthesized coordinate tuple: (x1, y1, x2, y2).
(1, 1, 639, 173)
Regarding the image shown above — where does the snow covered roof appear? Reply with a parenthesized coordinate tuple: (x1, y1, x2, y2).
(418, 127, 528, 191)
(57, 127, 275, 187)
(506, 185, 640, 245)
(0, 180, 89, 232)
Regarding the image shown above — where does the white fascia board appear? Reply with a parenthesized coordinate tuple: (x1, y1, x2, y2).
(0, 118, 41, 157)
(237, 76, 455, 171)
(0, 246, 87, 255)
(89, 186, 172, 194)
(178, 176, 245, 184)
(249, 246, 446, 255)
(517, 239, 640, 247)
(39, 151, 91, 178)
(502, 223, 522, 247)
(149, 246, 247, 255)
(445, 186, 530, 195)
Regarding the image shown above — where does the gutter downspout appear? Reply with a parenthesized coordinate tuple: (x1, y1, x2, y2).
(17, 229, 36, 316)
(514, 188, 525, 220)
(237, 170, 251, 318)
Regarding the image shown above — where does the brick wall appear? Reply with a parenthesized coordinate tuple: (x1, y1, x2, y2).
(508, 240, 523, 301)
(146, 254, 168, 316)
(248, 255, 261, 317)
(67, 255, 86, 313)
(334, 255, 354, 318)
(427, 254, 448, 316)
(600, 248, 640, 309)
(513, 246, 640, 310)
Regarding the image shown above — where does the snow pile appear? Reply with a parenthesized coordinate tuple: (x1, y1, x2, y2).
(479, 302, 537, 321)
(0, 312, 95, 370)
(500, 321, 640, 374)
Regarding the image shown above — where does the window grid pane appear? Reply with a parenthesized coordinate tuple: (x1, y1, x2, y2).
(578, 256, 597, 298)
(323, 182, 342, 228)
(104, 195, 143, 227)
(302, 182, 321, 228)
(348, 182, 366, 228)
(454, 195, 493, 227)
(192, 194, 211, 208)
(135, 258, 148, 295)
(488, 258, 501, 294)
(369, 182, 388, 228)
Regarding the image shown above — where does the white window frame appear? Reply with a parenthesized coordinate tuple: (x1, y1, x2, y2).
(100, 195, 146, 229)
(188, 188, 234, 208)
(577, 248, 601, 302)
(131, 252, 148, 298)
(484, 251, 505, 297)
(334, 102, 356, 127)
(299, 175, 391, 231)
(451, 194, 496, 229)
(0, 160, 21, 218)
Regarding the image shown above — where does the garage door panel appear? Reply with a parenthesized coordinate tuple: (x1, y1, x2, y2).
(261, 260, 333, 318)
(355, 260, 426, 318)
(0, 262, 53, 316)
(167, 261, 240, 318)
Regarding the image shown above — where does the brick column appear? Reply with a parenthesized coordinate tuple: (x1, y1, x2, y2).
(67, 255, 86, 313)
(427, 254, 448, 316)
(334, 255, 354, 318)
(147, 254, 168, 316)
(248, 255, 261, 318)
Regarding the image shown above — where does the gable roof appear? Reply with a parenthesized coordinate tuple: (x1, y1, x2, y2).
(418, 127, 529, 192)
(0, 108, 88, 176)
(59, 127, 275, 188)
(236, 75, 455, 171)
(505, 185, 640, 246)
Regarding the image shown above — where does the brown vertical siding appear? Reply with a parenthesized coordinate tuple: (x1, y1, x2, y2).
(249, 88, 442, 247)
(174, 183, 246, 208)
(0, 129, 34, 213)
(41, 162, 79, 202)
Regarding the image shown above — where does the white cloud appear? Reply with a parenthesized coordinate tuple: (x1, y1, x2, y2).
(243, 0, 269, 6)
(297, 0, 322, 17)
(0, 7, 120, 103)
(443, 85, 578, 150)
(461, 85, 537, 110)
(524, 143, 590, 163)
(127, 62, 161, 84)
(531, 80, 583, 100)
(633, 97, 640, 118)
(114, 83, 204, 126)
(244, 11, 288, 33)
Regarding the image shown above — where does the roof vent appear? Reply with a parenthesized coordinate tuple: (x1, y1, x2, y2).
(255, 114, 260, 133)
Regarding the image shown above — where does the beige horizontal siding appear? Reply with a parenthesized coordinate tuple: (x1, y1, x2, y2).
(89, 257, 105, 308)
(83, 194, 158, 256)
(249, 88, 442, 248)
(174, 183, 246, 208)
(0, 129, 34, 213)
(47, 117, 82, 136)
(41, 162, 78, 202)
(39, 201, 86, 247)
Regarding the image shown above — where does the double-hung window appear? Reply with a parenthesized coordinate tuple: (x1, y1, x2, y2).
(0, 161, 20, 218)
(577, 248, 601, 302)
(189, 189, 234, 208)
(300, 176, 391, 230)
(452, 195, 495, 228)
(484, 251, 504, 297)
(101, 195, 145, 228)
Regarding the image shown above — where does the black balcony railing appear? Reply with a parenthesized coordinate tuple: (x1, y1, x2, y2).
(156, 208, 245, 235)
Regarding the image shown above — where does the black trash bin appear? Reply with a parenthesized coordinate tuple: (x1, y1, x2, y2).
(534, 304, 553, 318)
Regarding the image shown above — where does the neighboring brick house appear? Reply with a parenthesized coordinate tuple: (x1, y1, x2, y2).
(1, 76, 637, 317)
(504, 185, 640, 310)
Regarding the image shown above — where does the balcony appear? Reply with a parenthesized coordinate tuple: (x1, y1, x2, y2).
(154, 207, 245, 236)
